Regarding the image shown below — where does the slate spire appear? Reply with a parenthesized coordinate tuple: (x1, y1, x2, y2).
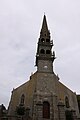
(36, 15, 55, 73)
(40, 15, 50, 38)
(41, 15, 48, 31)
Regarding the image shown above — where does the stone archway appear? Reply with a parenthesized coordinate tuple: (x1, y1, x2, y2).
(43, 101, 50, 119)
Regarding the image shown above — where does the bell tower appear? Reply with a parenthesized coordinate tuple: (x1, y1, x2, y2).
(36, 15, 55, 73)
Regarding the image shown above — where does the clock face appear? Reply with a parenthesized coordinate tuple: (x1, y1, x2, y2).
(44, 65, 48, 69)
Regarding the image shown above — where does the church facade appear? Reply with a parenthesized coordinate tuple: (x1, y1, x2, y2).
(8, 15, 80, 120)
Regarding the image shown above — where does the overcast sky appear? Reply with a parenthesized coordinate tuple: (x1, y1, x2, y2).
(0, 0, 80, 108)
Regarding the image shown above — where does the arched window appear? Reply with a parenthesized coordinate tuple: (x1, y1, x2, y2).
(20, 94, 25, 106)
(40, 49, 45, 54)
(41, 38, 45, 43)
(65, 96, 69, 108)
(46, 50, 51, 54)
(46, 39, 50, 42)
(43, 101, 50, 119)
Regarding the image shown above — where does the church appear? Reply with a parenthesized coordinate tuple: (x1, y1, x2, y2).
(8, 15, 80, 120)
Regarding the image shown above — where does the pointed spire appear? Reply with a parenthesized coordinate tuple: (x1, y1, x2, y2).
(40, 14, 50, 37)
(41, 14, 48, 31)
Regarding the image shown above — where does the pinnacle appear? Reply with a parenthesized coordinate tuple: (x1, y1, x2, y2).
(41, 14, 48, 32)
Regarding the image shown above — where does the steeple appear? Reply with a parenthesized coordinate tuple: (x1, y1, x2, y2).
(40, 15, 50, 39)
(36, 15, 55, 73)
(41, 14, 48, 33)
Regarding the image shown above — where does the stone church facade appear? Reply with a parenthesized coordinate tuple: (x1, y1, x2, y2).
(8, 15, 80, 120)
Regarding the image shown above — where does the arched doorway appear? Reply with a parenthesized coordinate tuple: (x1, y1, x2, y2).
(43, 101, 50, 119)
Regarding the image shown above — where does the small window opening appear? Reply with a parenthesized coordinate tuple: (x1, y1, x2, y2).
(46, 39, 50, 42)
(20, 94, 25, 106)
(41, 38, 45, 42)
(46, 50, 51, 54)
(65, 96, 69, 108)
(40, 49, 45, 54)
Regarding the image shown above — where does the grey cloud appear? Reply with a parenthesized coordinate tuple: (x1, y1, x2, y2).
(0, 0, 80, 107)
